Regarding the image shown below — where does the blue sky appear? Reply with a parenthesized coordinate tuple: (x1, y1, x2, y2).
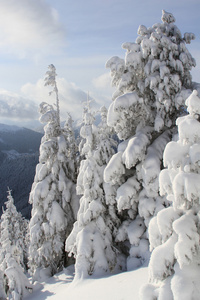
(0, 0, 200, 128)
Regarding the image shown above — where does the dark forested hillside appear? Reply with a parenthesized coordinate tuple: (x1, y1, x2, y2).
(0, 124, 42, 218)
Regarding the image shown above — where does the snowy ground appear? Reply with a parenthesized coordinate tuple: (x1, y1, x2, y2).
(24, 266, 148, 300)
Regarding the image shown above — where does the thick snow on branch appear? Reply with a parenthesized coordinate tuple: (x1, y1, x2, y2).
(107, 92, 146, 140)
(185, 89, 200, 115)
(173, 172, 200, 209)
(117, 176, 140, 211)
(122, 130, 150, 169)
(173, 211, 199, 268)
(104, 152, 125, 185)
(149, 233, 177, 281)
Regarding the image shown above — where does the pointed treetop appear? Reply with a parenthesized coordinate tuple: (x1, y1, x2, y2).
(7, 187, 14, 203)
(44, 64, 60, 128)
(65, 112, 73, 127)
(44, 64, 57, 89)
(100, 106, 107, 123)
(83, 91, 93, 111)
(82, 92, 95, 120)
(161, 10, 176, 24)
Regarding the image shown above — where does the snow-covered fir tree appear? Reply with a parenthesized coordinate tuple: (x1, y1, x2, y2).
(28, 65, 79, 281)
(104, 10, 196, 270)
(66, 102, 125, 279)
(141, 90, 200, 300)
(0, 189, 31, 299)
(4, 255, 32, 300)
(0, 189, 28, 271)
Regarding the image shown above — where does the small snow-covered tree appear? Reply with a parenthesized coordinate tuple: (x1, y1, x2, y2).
(0, 189, 31, 299)
(4, 255, 32, 300)
(104, 10, 196, 270)
(28, 66, 79, 281)
(0, 189, 28, 270)
(141, 90, 200, 300)
(66, 103, 124, 279)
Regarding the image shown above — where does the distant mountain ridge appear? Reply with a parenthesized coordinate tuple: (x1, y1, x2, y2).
(0, 123, 42, 153)
(0, 123, 22, 132)
(0, 124, 43, 219)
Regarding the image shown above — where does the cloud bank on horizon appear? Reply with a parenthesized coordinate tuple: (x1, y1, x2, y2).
(0, 74, 112, 127)
(0, 89, 38, 120)
(0, 0, 199, 128)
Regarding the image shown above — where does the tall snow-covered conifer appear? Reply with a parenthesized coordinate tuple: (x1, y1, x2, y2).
(141, 90, 200, 299)
(66, 102, 124, 279)
(104, 10, 196, 270)
(28, 65, 79, 281)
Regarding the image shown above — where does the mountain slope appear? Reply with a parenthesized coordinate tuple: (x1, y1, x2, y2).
(0, 124, 43, 218)
(0, 123, 42, 153)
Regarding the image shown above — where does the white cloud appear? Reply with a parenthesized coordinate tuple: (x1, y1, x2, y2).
(92, 72, 112, 91)
(21, 78, 98, 121)
(0, 89, 39, 120)
(91, 72, 114, 108)
(0, 0, 65, 58)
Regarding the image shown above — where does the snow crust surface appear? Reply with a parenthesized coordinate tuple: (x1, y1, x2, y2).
(25, 266, 148, 300)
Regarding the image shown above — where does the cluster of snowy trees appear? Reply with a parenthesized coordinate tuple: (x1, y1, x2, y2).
(1, 10, 200, 299)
